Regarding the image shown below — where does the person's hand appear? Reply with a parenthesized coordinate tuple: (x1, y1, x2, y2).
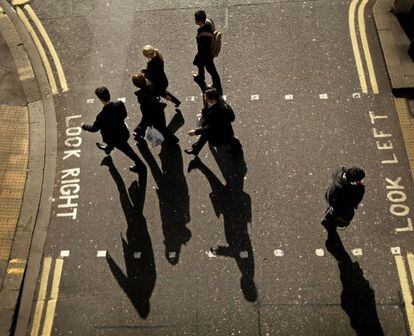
(188, 130, 196, 136)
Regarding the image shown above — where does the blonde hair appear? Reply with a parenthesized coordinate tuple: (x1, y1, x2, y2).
(142, 45, 163, 61)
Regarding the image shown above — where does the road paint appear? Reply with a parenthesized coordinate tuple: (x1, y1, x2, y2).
(352, 92, 361, 98)
(352, 248, 363, 256)
(86, 99, 94, 104)
(284, 94, 293, 100)
(357, 0, 379, 94)
(319, 93, 328, 100)
(117, 97, 126, 102)
(392, 247, 402, 255)
(407, 253, 414, 288)
(97, 250, 107, 257)
(60, 250, 70, 257)
(224, 7, 229, 28)
(168, 252, 176, 259)
(349, 0, 368, 93)
(395, 255, 414, 335)
(24, 4, 68, 92)
(16, 7, 58, 94)
(133, 252, 141, 259)
(315, 249, 324, 257)
(239, 251, 248, 258)
(251, 94, 259, 101)
(42, 258, 64, 336)
(222, 95, 227, 101)
(31, 257, 52, 336)
(274, 249, 284, 257)
(207, 250, 217, 258)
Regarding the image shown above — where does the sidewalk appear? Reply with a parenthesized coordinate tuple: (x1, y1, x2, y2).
(0, 5, 31, 335)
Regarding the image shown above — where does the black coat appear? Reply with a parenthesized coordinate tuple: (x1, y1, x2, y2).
(82, 101, 129, 145)
(134, 86, 166, 134)
(325, 167, 365, 218)
(193, 21, 214, 65)
(195, 101, 234, 146)
(144, 56, 168, 97)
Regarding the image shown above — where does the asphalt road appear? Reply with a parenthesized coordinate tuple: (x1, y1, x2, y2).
(22, 0, 414, 335)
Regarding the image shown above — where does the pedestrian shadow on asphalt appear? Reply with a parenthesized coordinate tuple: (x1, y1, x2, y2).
(136, 138, 191, 265)
(101, 156, 156, 319)
(325, 228, 384, 335)
(188, 147, 257, 302)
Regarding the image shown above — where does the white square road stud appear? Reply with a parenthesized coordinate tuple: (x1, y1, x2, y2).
(274, 249, 284, 257)
(168, 252, 176, 259)
(352, 93, 361, 99)
(97, 250, 107, 257)
(319, 93, 328, 100)
(60, 250, 70, 257)
(133, 252, 142, 259)
(222, 95, 227, 101)
(251, 94, 259, 101)
(86, 99, 95, 104)
(391, 247, 401, 255)
(284, 94, 293, 100)
(352, 248, 363, 256)
(239, 251, 249, 259)
(117, 97, 126, 102)
(315, 249, 324, 257)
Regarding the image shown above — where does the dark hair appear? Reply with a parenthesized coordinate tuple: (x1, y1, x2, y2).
(131, 73, 147, 88)
(95, 86, 110, 102)
(204, 88, 219, 101)
(194, 10, 207, 23)
(346, 167, 365, 182)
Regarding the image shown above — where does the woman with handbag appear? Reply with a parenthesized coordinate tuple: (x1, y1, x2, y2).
(142, 45, 181, 107)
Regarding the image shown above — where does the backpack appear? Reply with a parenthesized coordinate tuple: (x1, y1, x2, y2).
(199, 18, 222, 58)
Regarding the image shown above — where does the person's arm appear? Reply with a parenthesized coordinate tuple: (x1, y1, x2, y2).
(81, 114, 101, 132)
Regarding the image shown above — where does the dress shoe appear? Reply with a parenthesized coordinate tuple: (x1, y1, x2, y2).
(187, 157, 201, 173)
(129, 165, 142, 173)
(96, 142, 112, 155)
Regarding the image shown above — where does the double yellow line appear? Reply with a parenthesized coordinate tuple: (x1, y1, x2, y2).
(349, 0, 379, 94)
(31, 257, 64, 336)
(13, 0, 68, 95)
(395, 253, 414, 335)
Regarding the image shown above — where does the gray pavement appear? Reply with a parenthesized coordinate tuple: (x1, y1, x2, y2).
(12, 0, 414, 335)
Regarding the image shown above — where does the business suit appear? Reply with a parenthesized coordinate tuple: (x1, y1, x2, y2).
(193, 21, 222, 95)
(191, 101, 240, 155)
(134, 86, 179, 143)
(82, 101, 145, 168)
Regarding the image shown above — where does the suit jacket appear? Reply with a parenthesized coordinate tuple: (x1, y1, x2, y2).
(144, 56, 168, 96)
(195, 101, 234, 145)
(134, 86, 166, 134)
(82, 101, 129, 145)
(193, 21, 214, 65)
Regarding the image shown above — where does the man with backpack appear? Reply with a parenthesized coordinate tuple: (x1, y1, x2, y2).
(322, 166, 366, 230)
(185, 88, 242, 157)
(193, 10, 223, 96)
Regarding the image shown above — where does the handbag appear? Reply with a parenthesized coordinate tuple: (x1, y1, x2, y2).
(144, 126, 164, 147)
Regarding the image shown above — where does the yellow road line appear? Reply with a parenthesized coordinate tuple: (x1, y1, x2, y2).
(42, 258, 64, 336)
(395, 255, 414, 334)
(407, 253, 414, 288)
(24, 4, 68, 92)
(358, 0, 379, 94)
(349, 0, 368, 93)
(15, 7, 58, 95)
(30, 257, 52, 336)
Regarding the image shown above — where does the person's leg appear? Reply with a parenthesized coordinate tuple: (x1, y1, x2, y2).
(185, 134, 208, 156)
(115, 141, 146, 172)
(205, 60, 222, 95)
(197, 64, 205, 80)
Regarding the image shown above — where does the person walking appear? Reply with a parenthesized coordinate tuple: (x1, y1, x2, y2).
(141, 45, 181, 107)
(185, 88, 241, 156)
(193, 10, 223, 95)
(132, 73, 179, 144)
(322, 166, 365, 229)
(81, 86, 146, 173)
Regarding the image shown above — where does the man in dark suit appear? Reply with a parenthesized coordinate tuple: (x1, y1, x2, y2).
(81, 86, 145, 173)
(193, 10, 223, 95)
(185, 88, 241, 156)
(132, 73, 179, 144)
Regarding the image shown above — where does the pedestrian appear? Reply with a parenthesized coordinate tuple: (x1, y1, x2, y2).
(132, 73, 179, 144)
(185, 88, 241, 156)
(322, 166, 366, 229)
(193, 10, 223, 95)
(81, 86, 146, 173)
(141, 45, 181, 107)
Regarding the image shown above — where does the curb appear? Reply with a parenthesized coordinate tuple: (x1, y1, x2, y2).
(373, 0, 414, 97)
(0, 0, 57, 335)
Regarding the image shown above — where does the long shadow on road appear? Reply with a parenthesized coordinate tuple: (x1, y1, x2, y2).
(189, 147, 257, 302)
(102, 157, 156, 319)
(325, 228, 384, 335)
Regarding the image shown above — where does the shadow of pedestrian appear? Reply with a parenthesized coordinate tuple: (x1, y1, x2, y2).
(101, 156, 156, 319)
(188, 148, 257, 302)
(137, 140, 191, 265)
(325, 228, 384, 335)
